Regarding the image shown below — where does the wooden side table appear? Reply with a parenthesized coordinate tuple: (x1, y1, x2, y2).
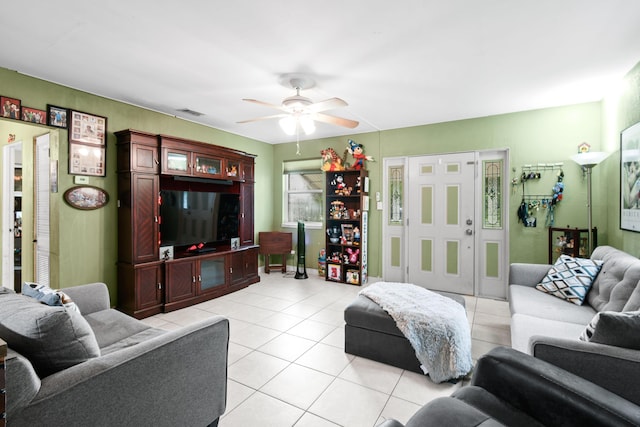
(258, 232, 292, 274)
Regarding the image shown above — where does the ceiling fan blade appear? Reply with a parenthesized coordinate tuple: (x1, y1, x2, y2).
(237, 113, 288, 124)
(312, 112, 359, 129)
(308, 97, 348, 113)
(242, 98, 288, 112)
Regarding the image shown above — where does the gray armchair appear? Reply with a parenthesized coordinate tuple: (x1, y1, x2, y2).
(2, 283, 229, 427)
(378, 346, 640, 427)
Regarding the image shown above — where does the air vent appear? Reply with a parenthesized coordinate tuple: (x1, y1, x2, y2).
(177, 108, 205, 117)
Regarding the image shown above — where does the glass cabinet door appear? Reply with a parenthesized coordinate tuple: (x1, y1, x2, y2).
(226, 159, 241, 179)
(198, 257, 226, 293)
(163, 148, 189, 174)
(193, 153, 222, 178)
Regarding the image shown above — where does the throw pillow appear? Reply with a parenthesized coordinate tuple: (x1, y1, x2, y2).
(579, 312, 600, 341)
(536, 255, 603, 305)
(22, 282, 79, 312)
(0, 293, 100, 377)
(584, 310, 640, 350)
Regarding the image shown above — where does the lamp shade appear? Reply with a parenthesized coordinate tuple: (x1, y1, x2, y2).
(570, 151, 610, 167)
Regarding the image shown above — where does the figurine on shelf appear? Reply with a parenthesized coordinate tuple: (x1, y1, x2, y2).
(346, 270, 359, 284)
(321, 147, 345, 171)
(347, 139, 374, 170)
(355, 176, 362, 193)
(353, 226, 360, 244)
(330, 200, 345, 219)
(331, 174, 347, 194)
(347, 247, 360, 264)
(329, 252, 341, 263)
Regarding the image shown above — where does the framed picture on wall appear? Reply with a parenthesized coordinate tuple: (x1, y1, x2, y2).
(69, 143, 106, 177)
(1, 96, 21, 120)
(621, 121, 640, 232)
(69, 110, 107, 146)
(21, 107, 47, 124)
(47, 105, 68, 128)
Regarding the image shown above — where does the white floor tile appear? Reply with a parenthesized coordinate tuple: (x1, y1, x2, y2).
(258, 333, 316, 362)
(319, 326, 344, 348)
(391, 370, 461, 406)
(261, 363, 335, 410)
(339, 356, 403, 394)
(221, 391, 304, 427)
(228, 350, 290, 389)
(294, 412, 341, 427)
(224, 379, 254, 415)
(377, 396, 423, 426)
(260, 311, 305, 332)
(229, 323, 281, 349)
(287, 319, 338, 341)
(308, 378, 390, 427)
(296, 342, 355, 376)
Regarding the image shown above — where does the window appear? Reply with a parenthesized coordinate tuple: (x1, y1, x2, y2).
(282, 159, 324, 229)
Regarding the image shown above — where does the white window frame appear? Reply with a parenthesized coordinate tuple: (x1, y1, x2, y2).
(282, 159, 323, 229)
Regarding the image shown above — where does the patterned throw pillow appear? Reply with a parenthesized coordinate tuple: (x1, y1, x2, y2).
(536, 255, 603, 305)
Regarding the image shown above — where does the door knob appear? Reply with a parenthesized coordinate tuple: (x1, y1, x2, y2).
(465, 229, 473, 235)
(466, 219, 473, 225)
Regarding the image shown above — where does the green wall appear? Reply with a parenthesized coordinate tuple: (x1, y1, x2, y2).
(603, 61, 640, 255)
(273, 101, 604, 275)
(0, 68, 273, 302)
(2, 56, 639, 297)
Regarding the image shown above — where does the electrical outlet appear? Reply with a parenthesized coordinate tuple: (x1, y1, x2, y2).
(290, 249, 295, 255)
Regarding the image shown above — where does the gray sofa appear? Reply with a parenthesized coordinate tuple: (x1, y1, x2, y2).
(509, 245, 640, 406)
(0, 282, 229, 427)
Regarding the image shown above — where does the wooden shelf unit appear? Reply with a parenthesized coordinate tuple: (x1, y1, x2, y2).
(116, 129, 259, 318)
(324, 169, 369, 285)
(548, 226, 597, 263)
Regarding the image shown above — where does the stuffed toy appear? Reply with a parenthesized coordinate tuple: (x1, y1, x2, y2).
(321, 147, 345, 171)
(347, 139, 373, 170)
(347, 247, 360, 264)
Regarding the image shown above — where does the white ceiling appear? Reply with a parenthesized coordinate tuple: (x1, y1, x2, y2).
(3, 1, 640, 144)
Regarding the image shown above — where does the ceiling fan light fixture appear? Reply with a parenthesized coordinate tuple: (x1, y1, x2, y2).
(300, 116, 316, 135)
(279, 116, 297, 135)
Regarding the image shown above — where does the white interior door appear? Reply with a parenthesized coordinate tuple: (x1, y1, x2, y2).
(2, 142, 23, 290)
(35, 134, 50, 285)
(407, 152, 476, 294)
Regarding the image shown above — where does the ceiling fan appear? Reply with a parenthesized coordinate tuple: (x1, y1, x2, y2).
(238, 75, 359, 136)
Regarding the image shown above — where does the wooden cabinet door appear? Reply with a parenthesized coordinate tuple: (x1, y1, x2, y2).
(135, 263, 163, 309)
(132, 173, 159, 263)
(131, 143, 159, 174)
(240, 183, 254, 246)
(229, 251, 246, 288)
(165, 259, 196, 303)
(161, 146, 191, 175)
(244, 247, 259, 282)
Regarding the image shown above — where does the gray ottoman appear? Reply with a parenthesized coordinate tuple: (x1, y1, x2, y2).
(344, 291, 466, 373)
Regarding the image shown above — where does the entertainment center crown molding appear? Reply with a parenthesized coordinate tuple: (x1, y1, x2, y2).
(115, 129, 259, 319)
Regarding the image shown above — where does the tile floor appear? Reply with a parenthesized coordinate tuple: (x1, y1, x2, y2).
(141, 272, 511, 427)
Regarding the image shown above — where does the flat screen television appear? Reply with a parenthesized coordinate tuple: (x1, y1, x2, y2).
(160, 190, 239, 247)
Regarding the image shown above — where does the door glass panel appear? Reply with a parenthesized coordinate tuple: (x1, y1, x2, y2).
(485, 242, 500, 278)
(167, 151, 188, 172)
(200, 258, 225, 291)
(446, 240, 459, 275)
(195, 155, 221, 176)
(389, 165, 403, 224)
(421, 239, 432, 272)
(391, 236, 401, 267)
(483, 160, 502, 229)
(446, 185, 459, 225)
(421, 186, 433, 224)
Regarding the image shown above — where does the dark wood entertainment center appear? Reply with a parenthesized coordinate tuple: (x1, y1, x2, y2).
(116, 129, 259, 319)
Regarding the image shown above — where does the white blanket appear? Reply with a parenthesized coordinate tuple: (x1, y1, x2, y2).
(359, 282, 473, 383)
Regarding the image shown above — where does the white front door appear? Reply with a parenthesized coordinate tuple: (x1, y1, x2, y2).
(407, 152, 476, 294)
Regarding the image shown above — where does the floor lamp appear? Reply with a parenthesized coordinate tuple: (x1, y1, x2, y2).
(570, 151, 610, 256)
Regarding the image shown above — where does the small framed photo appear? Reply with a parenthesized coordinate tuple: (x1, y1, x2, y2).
(327, 263, 342, 281)
(231, 237, 240, 250)
(63, 185, 109, 210)
(21, 107, 47, 124)
(1, 96, 21, 120)
(160, 246, 174, 261)
(341, 223, 354, 244)
(47, 105, 68, 128)
(69, 142, 106, 177)
(69, 109, 107, 146)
